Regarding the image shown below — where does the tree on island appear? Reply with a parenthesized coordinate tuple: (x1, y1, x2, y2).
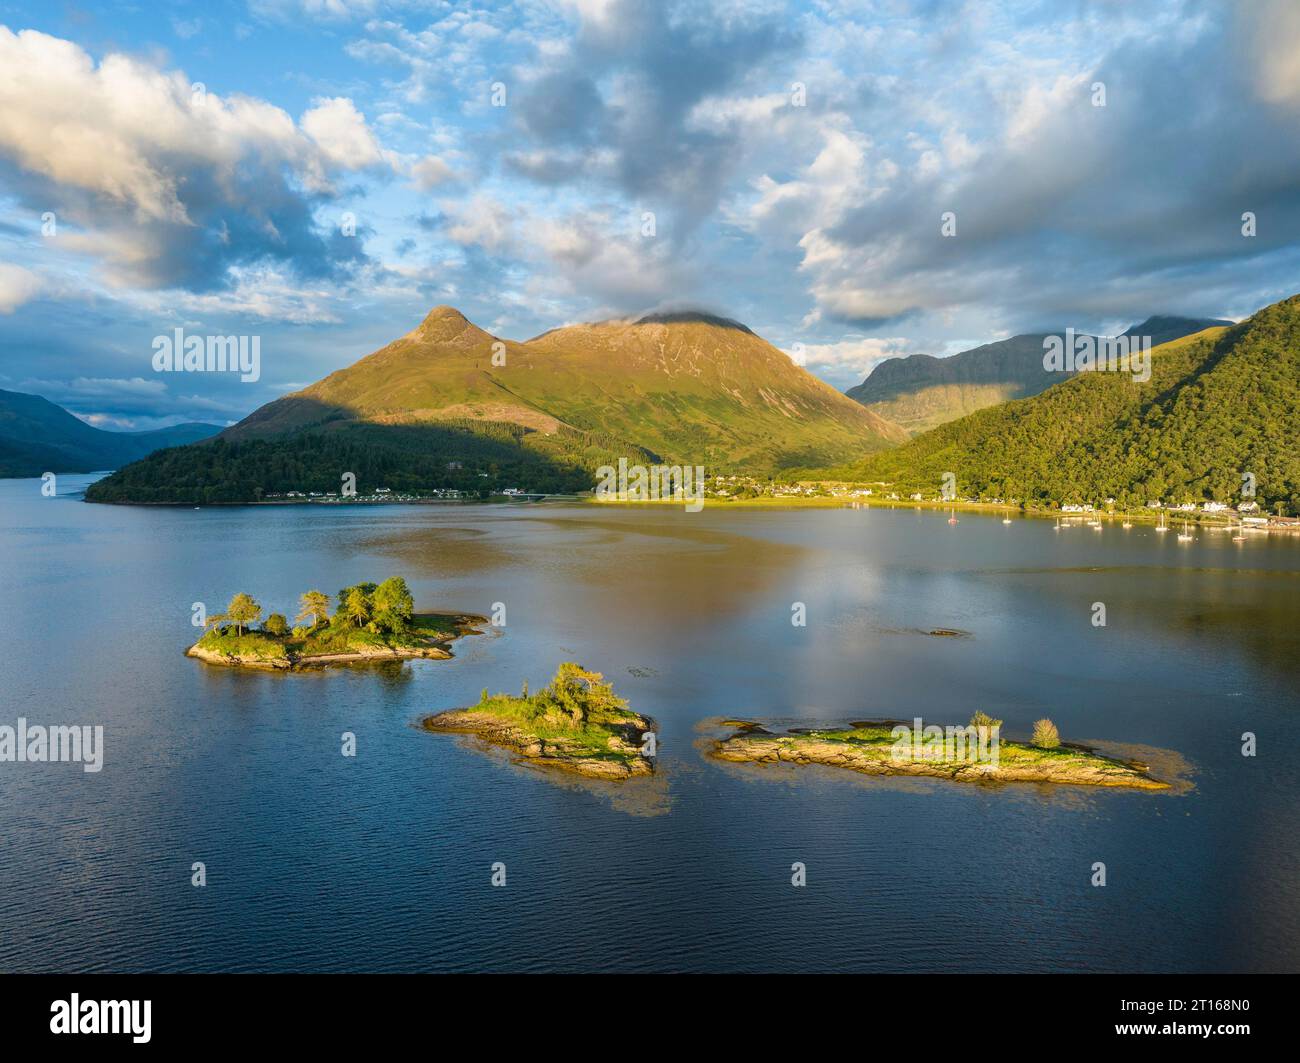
(224, 592, 262, 636)
(296, 590, 331, 629)
(343, 586, 373, 628)
(371, 576, 414, 633)
(532, 663, 626, 728)
(263, 613, 289, 637)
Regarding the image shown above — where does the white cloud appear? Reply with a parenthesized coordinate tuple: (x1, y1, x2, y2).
(442, 194, 516, 252)
(787, 336, 915, 382)
(164, 266, 347, 324)
(302, 96, 384, 169)
(532, 214, 684, 306)
(746, 127, 879, 239)
(0, 28, 310, 222)
(250, 0, 378, 20)
(0, 264, 43, 313)
(0, 29, 397, 290)
(409, 154, 454, 189)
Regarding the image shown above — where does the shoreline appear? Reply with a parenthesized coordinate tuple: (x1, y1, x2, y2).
(84, 496, 581, 508)
(586, 494, 1299, 531)
(72, 480, 1298, 533)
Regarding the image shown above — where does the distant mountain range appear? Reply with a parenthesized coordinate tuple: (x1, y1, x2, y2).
(75, 297, 1300, 511)
(0, 388, 221, 478)
(846, 315, 1232, 435)
(87, 307, 906, 504)
(829, 296, 1300, 512)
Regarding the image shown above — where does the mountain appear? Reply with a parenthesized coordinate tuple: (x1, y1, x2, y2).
(1125, 315, 1233, 347)
(0, 388, 221, 478)
(86, 307, 906, 504)
(846, 316, 1232, 435)
(825, 295, 1300, 513)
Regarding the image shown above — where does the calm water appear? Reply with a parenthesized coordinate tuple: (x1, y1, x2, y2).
(2, 475, 1297, 972)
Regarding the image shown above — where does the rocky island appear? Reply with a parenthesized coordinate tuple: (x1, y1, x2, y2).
(423, 663, 657, 779)
(187, 578, 484, 669)
(710, 715, 1170, 791)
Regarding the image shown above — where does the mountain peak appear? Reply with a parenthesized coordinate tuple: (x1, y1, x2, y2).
(420, 305, 470, 326)
(1122, 315, 1233, 343)
(631, 310, 755, 334)
(409, 305, 490, 345)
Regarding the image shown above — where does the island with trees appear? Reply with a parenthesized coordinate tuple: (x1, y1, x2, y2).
(423, 663, 657, 779)
(709, 714, 1171, 790)
(187, 577, 484, 669)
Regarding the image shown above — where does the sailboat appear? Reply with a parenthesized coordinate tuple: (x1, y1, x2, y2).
(1054, 517, 1061, 531)
(1121, 519, 1133, 528)
(947, 507, 959, 525)
(1232, 518, 1246, 543)
(1177, 520, 1194, 542)
(1155, 511, 1169, 533)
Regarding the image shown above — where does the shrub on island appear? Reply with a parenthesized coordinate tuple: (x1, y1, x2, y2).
(1032, 718, 1061, 749)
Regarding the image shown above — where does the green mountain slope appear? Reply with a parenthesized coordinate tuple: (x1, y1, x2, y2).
(846, 316, 1230, 435)
(519, 311, 905, 468)
(0, 388, 221, 477)
(827, 295, 1300, 512)
(87, 307, 906, 503)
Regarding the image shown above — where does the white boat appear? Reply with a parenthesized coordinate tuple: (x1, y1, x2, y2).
(1177, 521, 1193, 542)
(1155, 512, 1169, 533)
(1232, 519, 1246, 543)
(1002, 518, 1012, 524)
(1121, 521, 1133, 529)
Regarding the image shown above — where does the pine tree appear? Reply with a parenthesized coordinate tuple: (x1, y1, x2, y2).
(225, 593, 261, 636)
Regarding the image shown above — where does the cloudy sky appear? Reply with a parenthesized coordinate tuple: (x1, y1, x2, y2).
(1, 0, 1299, 429)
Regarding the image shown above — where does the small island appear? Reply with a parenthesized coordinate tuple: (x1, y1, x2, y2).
(187, 577, 483, 669)
(423, 663, 657, 779)
(710, 714, 1170, 791)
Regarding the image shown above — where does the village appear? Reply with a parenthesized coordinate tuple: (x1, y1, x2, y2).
(698, 475, 1300, 529)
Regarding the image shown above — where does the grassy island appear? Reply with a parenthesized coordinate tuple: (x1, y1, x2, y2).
(423, 663, 657, 779)
(187, 578, 483, 669)
(710, 715, 1170, 791)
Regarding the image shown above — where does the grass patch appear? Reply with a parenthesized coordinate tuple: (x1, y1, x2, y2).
(195, 630, 290, 661)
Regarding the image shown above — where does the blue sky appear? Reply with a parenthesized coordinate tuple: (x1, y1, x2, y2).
(2, 0, 1299, 429)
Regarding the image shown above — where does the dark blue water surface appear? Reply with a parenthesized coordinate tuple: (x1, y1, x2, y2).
(1, 475, 1297, 972)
